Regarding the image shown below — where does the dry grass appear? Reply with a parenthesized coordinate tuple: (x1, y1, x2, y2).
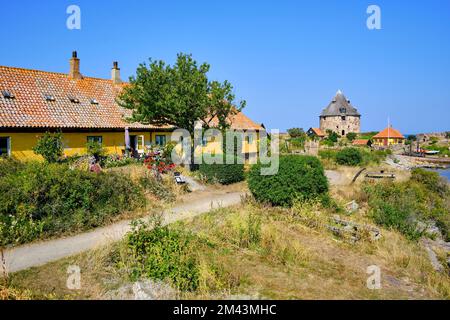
(4, 186, 449, 300)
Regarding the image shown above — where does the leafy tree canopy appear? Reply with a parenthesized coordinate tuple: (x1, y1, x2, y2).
(287, 127, 305, 138)
(33, 131, 63, 163)
(118, 53, 246, 135)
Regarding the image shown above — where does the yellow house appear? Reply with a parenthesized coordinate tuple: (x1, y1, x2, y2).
(372, 126, 405, 146)
(0, 52, 263, 161)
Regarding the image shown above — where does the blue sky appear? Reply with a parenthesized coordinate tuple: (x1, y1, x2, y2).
(1, 0, 449, 133)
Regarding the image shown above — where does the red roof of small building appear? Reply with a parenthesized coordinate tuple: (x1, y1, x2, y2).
(372, 127, 405, 139)
(0, 65, 262, 131)
(352, 139, 370, 146)
(309, 127, 325, 137)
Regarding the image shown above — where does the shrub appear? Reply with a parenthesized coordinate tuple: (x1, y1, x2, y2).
(33, 131, 63, 163)
(0, 162, 145, 245)
(287, 127, 305, 138)
(411, 168, 448, 196)
(0, 158, 23, 178)
(248, 155, 329, 207)
(335, 148, 363, 166)
(199, 155, 244, 185)
(102, 155, 141, 168)
(86, 141, 105, 160)
(318, 149, 338, 160)
(346, 132, 357, 142)
(326, 130, 339, 143)
(124, 220, 199, 291)
(363, 173, 449, 241)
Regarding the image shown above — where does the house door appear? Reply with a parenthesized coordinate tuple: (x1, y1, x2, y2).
(130, 135, 145, 156)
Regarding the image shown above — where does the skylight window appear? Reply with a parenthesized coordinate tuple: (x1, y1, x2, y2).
(339, 107, 347, 113)
(68, 96, 80, 104)
(2, 90, 15, 99)
(90, 99, 99, 105)
(44, 94, 56, 102)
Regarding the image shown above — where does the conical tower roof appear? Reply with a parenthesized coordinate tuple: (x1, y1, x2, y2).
(320, 90, 361, 117)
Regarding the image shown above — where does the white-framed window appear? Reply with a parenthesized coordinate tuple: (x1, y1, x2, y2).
(0, 137, 11, 156)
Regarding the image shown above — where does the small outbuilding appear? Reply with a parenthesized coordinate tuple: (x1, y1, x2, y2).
(307, 127, 326, 139)
(352, 139, 372, 147)
(372, 126, 405, 146)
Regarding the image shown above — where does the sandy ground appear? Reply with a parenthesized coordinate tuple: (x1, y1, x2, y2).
(3, 188, 246, 274)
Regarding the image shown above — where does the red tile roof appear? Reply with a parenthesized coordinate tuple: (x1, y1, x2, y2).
(352, 139, 370, 146)
(372, 127, 405, 139)
(0, 65, 262, 131)
(309, 127, 325, 137)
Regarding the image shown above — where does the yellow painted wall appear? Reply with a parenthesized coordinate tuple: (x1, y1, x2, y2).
(0, 131, 172, 161)
(1, 130, 260, 161)
(373, 138, 405, 146)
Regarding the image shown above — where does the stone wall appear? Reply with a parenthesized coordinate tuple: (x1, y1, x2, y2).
(320, 116, 360, 136)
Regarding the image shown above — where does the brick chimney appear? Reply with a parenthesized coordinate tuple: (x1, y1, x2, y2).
(69, 51, 83, 79)
(111, 61, 122, 84)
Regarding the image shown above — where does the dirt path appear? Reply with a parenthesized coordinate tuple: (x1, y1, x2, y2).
(3, 189, 245, 274)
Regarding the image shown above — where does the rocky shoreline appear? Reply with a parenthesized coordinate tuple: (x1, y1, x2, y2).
(385, 155, 449, 171)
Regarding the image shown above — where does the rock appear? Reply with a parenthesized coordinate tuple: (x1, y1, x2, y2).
(104, 279, 178, 300)
(345, 200, 359, 214)
(421, 239, 445, 273)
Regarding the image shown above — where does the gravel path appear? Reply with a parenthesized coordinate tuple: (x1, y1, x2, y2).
(3, 190, 244, 274)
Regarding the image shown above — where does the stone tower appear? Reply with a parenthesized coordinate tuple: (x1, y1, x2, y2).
(319, 90, 361, 136)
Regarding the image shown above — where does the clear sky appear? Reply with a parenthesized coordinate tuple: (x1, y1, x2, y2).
(1, 0, 449, 133)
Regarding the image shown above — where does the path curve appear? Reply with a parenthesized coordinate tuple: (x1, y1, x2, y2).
(3, 191, 244, 274)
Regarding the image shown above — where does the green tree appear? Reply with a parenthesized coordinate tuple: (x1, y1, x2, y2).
(346, 132, 357, 142)
(33, 131, 63, 163)
(86, 141, 105, 160)
(118, 53, 246, 137)
(287, 127, 305, 138)
(325, 130, 339, 143)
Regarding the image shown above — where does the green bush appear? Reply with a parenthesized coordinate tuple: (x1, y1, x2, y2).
(199, 155, 244, 185)
(411, 168, 448, 196)
(33, 132, 64, 163)
(335, 148, 363, 166)
(346, 132, 357, 142)
(364, 172, 449, 241)
(0, 162, 145, 245)
(124, 220, 199, 291)
(102, 155, 142, 168)
(318, 149, 338, 160)
(0, 158, 24, 178)
(86, 141, 105, 159)
(248, 155, 329, 207)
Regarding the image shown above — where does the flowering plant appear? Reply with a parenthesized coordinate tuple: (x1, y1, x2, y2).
(144, 150, 176, 174)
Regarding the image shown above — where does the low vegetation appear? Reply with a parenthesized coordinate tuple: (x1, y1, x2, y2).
(7, 199, 449, 299)
(248, 155, 328, 206)
(33, 132, 64, 163)
(199, 155, 245, 185)
(319, 147, 391, 167)
(336, 147, 363, 166)
(118, 218, 200, 291)
(0, 159, 180, 246)
(363, 169, 450, 241)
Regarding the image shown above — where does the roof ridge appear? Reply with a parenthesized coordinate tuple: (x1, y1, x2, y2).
(0, 65, 123, 83)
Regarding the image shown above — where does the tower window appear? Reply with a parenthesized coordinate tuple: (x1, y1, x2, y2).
(339, 107, 347, 113)
(2, 90, 15, 99)
(44, 94, 56, 102)
(68, 96, 80, 103)
(341, 116, 346, 121)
